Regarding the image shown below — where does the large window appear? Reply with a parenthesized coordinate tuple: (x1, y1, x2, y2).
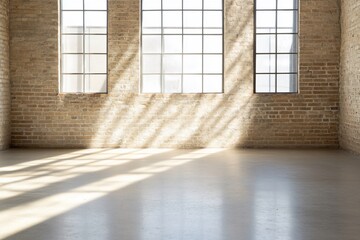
(141, 0, 224, 93)
(255, 0, 298, 93)
(60, 0, 108, 93)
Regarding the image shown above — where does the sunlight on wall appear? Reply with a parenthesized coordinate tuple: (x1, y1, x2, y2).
(85, 0, 255, 148)
(0, 149, 224, 239)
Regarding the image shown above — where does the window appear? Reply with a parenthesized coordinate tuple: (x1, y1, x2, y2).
(141, 0, 224, 93)
(255, 0, 298, 93)
(60, 0, 108, 93)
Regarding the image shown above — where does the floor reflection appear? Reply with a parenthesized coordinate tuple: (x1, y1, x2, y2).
(253, 182, 293, 240)
(0, 149, 360, 240)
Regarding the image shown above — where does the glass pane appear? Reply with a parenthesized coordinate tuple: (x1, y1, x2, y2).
(277, 11, 297, 33)
(256, 11, 276, 33)
(142, 11, 161, 28)
(183, 28, 203, 34)
(256, 54, 275, 73)
(278, 0, 298, 9)
(203, 75, 222, 93)
(142, 0, 161, 10)
(84, 0, 107, 10)
(143, 29, 162, 34)
(62, 35, 83, 53)
(142, 75, 161, 93)
(277, 34, 297, 53)
(163, 0, 182, 9)
(204, 29, 222, 34)
(62, 0, 83, 10)
(277, 54, 297, 73)
(184, 11, 202, 28)
(163, 35, 182, 53)
(256, 0, 276, 9)
(142, 35, 161, 53)
(163, 55, 182, 73)
(163, 28, 183, 34)
(203, 55, 222, 74)
(143, 55, 161, 73)
(183, 55, 202, 74)
(277, 74, 298, 93)
(183, 75, 202, 93)
(62, 11, 83, 34)
(256, 74, 276, 93)
(164, 75, 181, 93)
(62, 54, 83, 73)
(204, 0, 222, 10)
(184, 35, 202, 53)
(85, 54, 107, 73)
(85, 12, 107, 34)
(163, 11, 182, 28)
(85, 74, 107, 93)
(61, 75, 83, 93)
(203, 11, 222, 28)
(184, 0, 202, 9)
(85, 35, 107, 53)
(204, 35, 222, 53)
(256, 35, 275, 53)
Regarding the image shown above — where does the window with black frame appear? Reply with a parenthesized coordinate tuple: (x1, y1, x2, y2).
(60, 0, 108, 93)
(255, 0, 298, 93)
(141, 0, 224, 94)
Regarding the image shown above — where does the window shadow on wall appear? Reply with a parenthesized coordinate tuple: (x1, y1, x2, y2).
(84, 0, 261, 148)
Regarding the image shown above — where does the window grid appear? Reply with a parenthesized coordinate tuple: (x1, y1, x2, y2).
(141, 0, 224, 94)
(60, 0, 108, 94)
(254, 0, 299, 94)
(201, 0, 204, 93)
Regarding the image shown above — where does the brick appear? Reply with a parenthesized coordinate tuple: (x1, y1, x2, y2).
(5, 0, 342, 148)
(0, 0, 10, 150)
(339, 0, 360, 154)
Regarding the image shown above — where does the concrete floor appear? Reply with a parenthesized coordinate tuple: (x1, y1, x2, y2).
(0, 149, 360, 240)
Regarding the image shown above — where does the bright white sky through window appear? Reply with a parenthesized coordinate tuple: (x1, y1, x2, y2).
(60, 0, 108, 93)
(255, 0, 298, 93)
(141, 0, 224, 93)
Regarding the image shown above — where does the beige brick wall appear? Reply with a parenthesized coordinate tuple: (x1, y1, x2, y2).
(0, 0, 10, 150)
(340, 0, 360, 154)
(9, 0, 340, 148)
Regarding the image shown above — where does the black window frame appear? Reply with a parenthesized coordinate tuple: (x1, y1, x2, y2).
(140, 0, 225, 94)
(254, 0, 299, 94)
(60, 0, 109, 94)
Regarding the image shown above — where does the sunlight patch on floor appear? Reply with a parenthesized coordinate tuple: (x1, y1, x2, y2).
(0, 149, 224, 239)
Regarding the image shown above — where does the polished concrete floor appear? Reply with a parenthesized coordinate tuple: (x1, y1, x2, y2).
(0, 148, 360, 240)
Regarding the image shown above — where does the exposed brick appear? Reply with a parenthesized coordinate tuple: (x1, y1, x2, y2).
(7, 0, 341, 148)
(0, 0, 10, 150)
(339, 0, 360, 154)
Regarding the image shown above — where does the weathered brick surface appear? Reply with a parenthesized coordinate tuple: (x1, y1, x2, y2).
(340, 0, 360, 154)
(9, 0, 341, 148)
(0, 0, 10, 150)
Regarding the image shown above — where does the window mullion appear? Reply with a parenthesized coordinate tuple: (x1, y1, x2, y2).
(83, 0, 85, 93)
(275, 0, 278, 93)
(181, 0, 184, 93)
(161, 0, 164, 93)
(201, 0, 204, 93)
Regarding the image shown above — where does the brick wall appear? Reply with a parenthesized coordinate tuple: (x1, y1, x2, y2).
(0, 0, 10, 150)
(340, 0, 360, 154)
(9, 0, 341, 148)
